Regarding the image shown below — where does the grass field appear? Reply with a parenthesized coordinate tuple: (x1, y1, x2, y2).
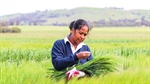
(0, 26, 150, 84)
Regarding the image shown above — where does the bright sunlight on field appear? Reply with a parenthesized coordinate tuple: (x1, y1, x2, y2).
(0, 26, 150, 84)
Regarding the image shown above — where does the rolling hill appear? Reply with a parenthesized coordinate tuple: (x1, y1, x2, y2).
(0, 7, 149, 27)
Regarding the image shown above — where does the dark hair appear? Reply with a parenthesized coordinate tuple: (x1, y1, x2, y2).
(69, 19, 89, 31)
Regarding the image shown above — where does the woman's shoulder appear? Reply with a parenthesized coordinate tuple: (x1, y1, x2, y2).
(54, 39, 64, 44)
(53, 39, 65, 46)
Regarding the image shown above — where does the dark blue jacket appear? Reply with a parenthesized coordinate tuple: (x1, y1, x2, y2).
(51, 39, 93, 71)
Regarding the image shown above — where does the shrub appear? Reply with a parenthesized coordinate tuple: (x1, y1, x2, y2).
(0, 27, 21, 33)
(0, 27, 12, 33)
(11, 27, 21, 33)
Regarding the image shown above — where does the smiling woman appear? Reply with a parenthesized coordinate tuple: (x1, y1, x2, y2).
(51, 19, 93, 71)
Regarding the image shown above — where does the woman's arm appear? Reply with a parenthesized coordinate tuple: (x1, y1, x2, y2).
(51, 40, 78, 71)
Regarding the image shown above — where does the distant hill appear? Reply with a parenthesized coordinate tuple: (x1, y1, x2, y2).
(0, 7, 150, 27)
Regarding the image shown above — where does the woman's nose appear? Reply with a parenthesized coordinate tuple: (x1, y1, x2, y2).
(81, 34, 85, 39)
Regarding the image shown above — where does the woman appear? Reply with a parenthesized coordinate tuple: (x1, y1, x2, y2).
(51, 19, 93, 71)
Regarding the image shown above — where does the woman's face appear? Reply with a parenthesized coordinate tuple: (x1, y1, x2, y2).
(71, 25, 89, 45)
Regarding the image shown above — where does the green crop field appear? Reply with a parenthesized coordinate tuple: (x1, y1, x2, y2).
(0, 26, 150, 84)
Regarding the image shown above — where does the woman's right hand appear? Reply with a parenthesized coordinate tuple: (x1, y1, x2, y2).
(76, 51, 90, 59)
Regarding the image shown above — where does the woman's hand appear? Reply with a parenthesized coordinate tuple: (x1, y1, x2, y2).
(76, 51, 90, 59)
(66, 67, 85, 80)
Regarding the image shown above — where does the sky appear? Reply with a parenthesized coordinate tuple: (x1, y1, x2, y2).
(0, 0, 150, 16)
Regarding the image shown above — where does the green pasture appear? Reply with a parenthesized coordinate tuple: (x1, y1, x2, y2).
(0, 26, 150, 84)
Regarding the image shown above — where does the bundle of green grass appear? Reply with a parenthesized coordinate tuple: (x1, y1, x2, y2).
(47, 55, 117, 81)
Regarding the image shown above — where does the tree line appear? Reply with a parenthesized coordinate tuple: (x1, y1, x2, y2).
(4, 17, 150, 27)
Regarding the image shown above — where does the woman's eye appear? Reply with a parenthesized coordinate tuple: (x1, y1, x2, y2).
(79, 32, 87, 36)
(79, 32, 83, 35)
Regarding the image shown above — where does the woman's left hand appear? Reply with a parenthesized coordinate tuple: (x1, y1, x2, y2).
(66, 67, 85, 80)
